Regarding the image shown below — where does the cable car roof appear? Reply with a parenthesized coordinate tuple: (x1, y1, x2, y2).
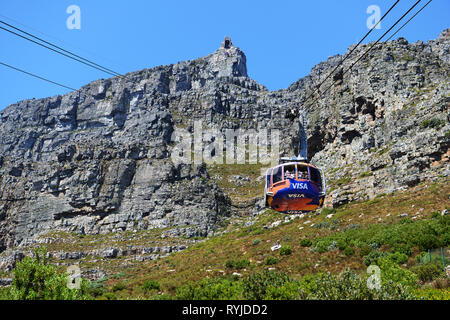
(269, 161, 318, 170)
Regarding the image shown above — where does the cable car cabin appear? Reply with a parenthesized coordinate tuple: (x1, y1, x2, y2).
(265, 162, 326, 214)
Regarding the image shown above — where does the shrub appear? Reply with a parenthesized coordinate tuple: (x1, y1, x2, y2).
(368, 242, 379, 250)
(113, 272, 126, 279)
(314, 240, 329, 254)
(279, 245, 293, 256)
(264, 281, 303, 300)
(299, 270, 414, 300)
(442, 232, 450, 246)
(242, 270, 294, 300)
(327, 241, 338, 251)
(432, 277, 450, 289)
(316, 215, 449, 258)
(342, 224, 362, 232)
(175, 277, 242, 300)
(416, 252, 429, 263)
(412, 263, 444, 282)
(87, 278, 107, 297)
(225, 258, 250, 270)
(112, 282, 126, 292)
(414, 287, 450, 300)
(421, 118, 445, 130)
(363, 250, 388, 266)
(296, 262, 312, 272)
(388, 252, 409, 264)
(5, 247, 92, 300)
(431, 211, 440, 219)
(314, 222, 330, 229)
(391, 243, 413, 257)
(265, 256, 278, 266)
(99, 292, 116, 300)
(378, 258, 419, 289)
(250, 228, 264, 236)
(416, 233, 442, 251)
(0, 287, 9, 300)
(359, 244, 372, 257)
(336, 239, 347, 251)
(300, 238, 312, 247)
(142, 279, 160, 292)
(173, 269, 418, 300)
(344, 247, 355, 256)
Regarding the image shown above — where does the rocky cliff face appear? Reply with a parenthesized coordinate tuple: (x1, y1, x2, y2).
(0, 31, 448, 252)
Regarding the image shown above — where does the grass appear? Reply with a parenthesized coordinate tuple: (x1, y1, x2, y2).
(2, 177, 449, 300)
(421, 118, 446, 130)
(93, 178, 449, 299)
(359, 171, 373, 178)
(207, 161, 266, 203)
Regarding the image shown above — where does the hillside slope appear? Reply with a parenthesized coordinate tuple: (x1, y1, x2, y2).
(0, 30, 448, 256)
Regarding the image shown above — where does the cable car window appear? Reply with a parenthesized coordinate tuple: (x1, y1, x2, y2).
(272, 166, 283, 183)
(298, 165, 309, 180)
(283, 164, 296, 180)
(309, 167, 322, 186)
(266, 169, 272, 187)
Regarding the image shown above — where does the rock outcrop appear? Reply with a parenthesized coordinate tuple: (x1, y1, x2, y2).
(0, 31, 449, 252)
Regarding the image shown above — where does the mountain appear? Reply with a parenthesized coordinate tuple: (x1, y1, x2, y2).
(0, 30, 448, 257)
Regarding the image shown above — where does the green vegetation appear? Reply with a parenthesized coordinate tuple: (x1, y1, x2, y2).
(279, 245, 293, 256)
(169, 269, 416, 300)
(265, 256, 278, 265)
(402, 54, 414, 62)
(363, 250, 388, 266)
(252, 239, 261, 246)
(334, 175, 352, 186)
(321, 207, 336, 215)
(0, 247, 91, 300)
(112, 281, 127, 292)
(359, 171, 373, 178)
(206, 161, 266, 202)
(300, 238, 313, 247)
(344, 247, 355, 256)
(175, 276, 243, 300)
(413, 263, 445, 282)
(313, 215, 449, 256)
(225, 258, 251, 270)
(142, 279, 161, 292)
(377, 258, 419, 288)
(1, 179, 448, 300)
(86, 277, 108, 298)
(421, 118, 446, 130)
(414, 287, 450, 300)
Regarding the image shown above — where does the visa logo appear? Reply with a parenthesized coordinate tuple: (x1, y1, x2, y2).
(292, 183, 308, 190)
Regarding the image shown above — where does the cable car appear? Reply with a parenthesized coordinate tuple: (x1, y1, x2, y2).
(264, 112, 326, 213)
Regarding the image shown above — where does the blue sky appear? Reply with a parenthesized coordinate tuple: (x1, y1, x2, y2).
(0, 0, 448, 111)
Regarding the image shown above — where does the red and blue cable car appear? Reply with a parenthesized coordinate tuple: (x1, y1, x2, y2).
(264, 112, 327, 213)
(264, 160, 326, 213)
